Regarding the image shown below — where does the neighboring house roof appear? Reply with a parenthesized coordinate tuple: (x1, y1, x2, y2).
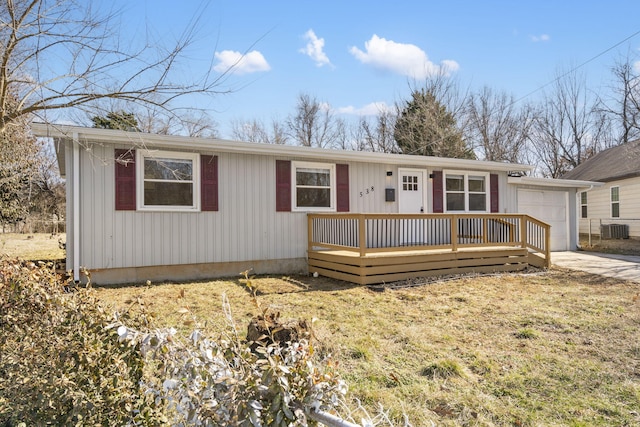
(561, 140, 640, 182)
(31, 122, 535, 177)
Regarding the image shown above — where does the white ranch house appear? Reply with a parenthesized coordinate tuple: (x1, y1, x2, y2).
(32, 123, 597, 284)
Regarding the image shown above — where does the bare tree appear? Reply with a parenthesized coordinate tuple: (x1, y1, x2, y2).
(29, 141, 65, 233)
(530, 68, 609, 177)
(286, 93, 345, 148)
(179, 111, 219, 138)
(0, 99, 43, 229)
(230, 118, 288, 144)
(331, 117, 351, 150)
(266, 119, 289, 145)
(231, 118, 268, 143)
(136, 105, 176, 135)
(465, 86, 533, 163)
(354, 110, 399, 153)
(602, 55, 640, 144)
(0, 0, 231, 132)
(529, 103, 570, 178)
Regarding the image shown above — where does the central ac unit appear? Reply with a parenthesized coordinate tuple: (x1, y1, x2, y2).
(601, 224, 629, 239)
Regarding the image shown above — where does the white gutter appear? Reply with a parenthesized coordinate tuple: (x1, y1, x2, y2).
(72, 132, 80, 282)
(507, 176, 604, 189)
(30, 122, 534, 174)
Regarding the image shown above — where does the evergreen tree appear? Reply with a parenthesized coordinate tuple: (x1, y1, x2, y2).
(394, 89, 474, 159)
(91, 111, 140, 131)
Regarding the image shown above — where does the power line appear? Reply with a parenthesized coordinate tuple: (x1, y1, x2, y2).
(400, 28, 640, 157)
(513, 28, 640, 105)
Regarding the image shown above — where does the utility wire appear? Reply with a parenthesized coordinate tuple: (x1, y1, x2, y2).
(512, 28, 640, 105)
(399, 27, 640, 158)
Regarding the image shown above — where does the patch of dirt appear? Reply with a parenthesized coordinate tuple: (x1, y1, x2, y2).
(246, 311, 311, 348)
(579, 234, 640, 256)
(239, 274, 359, 295)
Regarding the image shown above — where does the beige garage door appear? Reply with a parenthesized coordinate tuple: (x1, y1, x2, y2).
(517, 189, 570, 251)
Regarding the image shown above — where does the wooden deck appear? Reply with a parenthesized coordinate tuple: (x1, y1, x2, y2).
(307, 213, 550, 285)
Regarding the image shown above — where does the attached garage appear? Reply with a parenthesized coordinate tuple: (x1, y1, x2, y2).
(509, 176, 603, 253)
(517, 189, 570, 251)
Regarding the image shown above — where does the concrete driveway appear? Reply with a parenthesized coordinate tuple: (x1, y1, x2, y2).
(552, 251, 640, 283)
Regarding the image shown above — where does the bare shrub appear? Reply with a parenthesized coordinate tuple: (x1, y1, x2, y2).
(0, 259, 164, 425)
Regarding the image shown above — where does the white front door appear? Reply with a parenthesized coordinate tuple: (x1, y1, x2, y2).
(398, 169, 425, 213)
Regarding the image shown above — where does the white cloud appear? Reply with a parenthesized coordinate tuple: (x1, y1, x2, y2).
(213, 50, 270, 75)
(300, 29, 332, 67)
(349, 34, 459, 79)
(633, 61, 640, 74)
(337, 102, 393, 116)
(530, 34, 551, 42)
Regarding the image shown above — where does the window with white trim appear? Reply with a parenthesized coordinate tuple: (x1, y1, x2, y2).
(580, 191, 588, 219)
(444, 171, 489, 212)
(610, 186, 620, 218)
(137, 150, 200, 211)
(292, 161, 336, 211)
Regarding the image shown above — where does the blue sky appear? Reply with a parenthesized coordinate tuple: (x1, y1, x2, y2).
(119, 0, 640, 139)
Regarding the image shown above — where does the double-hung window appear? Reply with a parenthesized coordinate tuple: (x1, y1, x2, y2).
(137, 150, 200, 211)
(292, 161, 336, 211)
(444, 171, 489, 212)
(580, 191, 588, 219)
(610, 186, 620, 218)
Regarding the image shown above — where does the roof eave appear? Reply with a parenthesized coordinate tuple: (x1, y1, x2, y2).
(31, 122, 534, 173)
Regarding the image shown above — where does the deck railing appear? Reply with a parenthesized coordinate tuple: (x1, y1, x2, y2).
(307, 213, 551, 267)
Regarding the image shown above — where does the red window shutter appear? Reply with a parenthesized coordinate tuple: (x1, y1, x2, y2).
(490, 173, 499, 213)
(201, 155, 218, 211)
(275, 160, 291, 212)
(115, 149, 136, 210)
(336, 164, 350, 212)
(432, 170, 443, 213)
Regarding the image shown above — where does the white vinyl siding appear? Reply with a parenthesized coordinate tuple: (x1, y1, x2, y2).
(577, 178, 640, 238)
(78, 145, 305, 269)
(76, 145, 402, 271)
(73, 141, 530, 272)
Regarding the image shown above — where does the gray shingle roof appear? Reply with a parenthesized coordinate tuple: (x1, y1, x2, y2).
(561, 140, 640, 182)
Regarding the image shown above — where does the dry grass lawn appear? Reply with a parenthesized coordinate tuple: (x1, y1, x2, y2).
(0, 232, 66, 260)
(95, 269, 640, 426)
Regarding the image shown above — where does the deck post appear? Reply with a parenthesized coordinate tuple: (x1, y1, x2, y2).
(544, 222, 551, 268)
(451, 214, 458, 251)
(307, 214, 313, 253)
(520, 216, 527, 248)
(358, 214, 366, 257)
